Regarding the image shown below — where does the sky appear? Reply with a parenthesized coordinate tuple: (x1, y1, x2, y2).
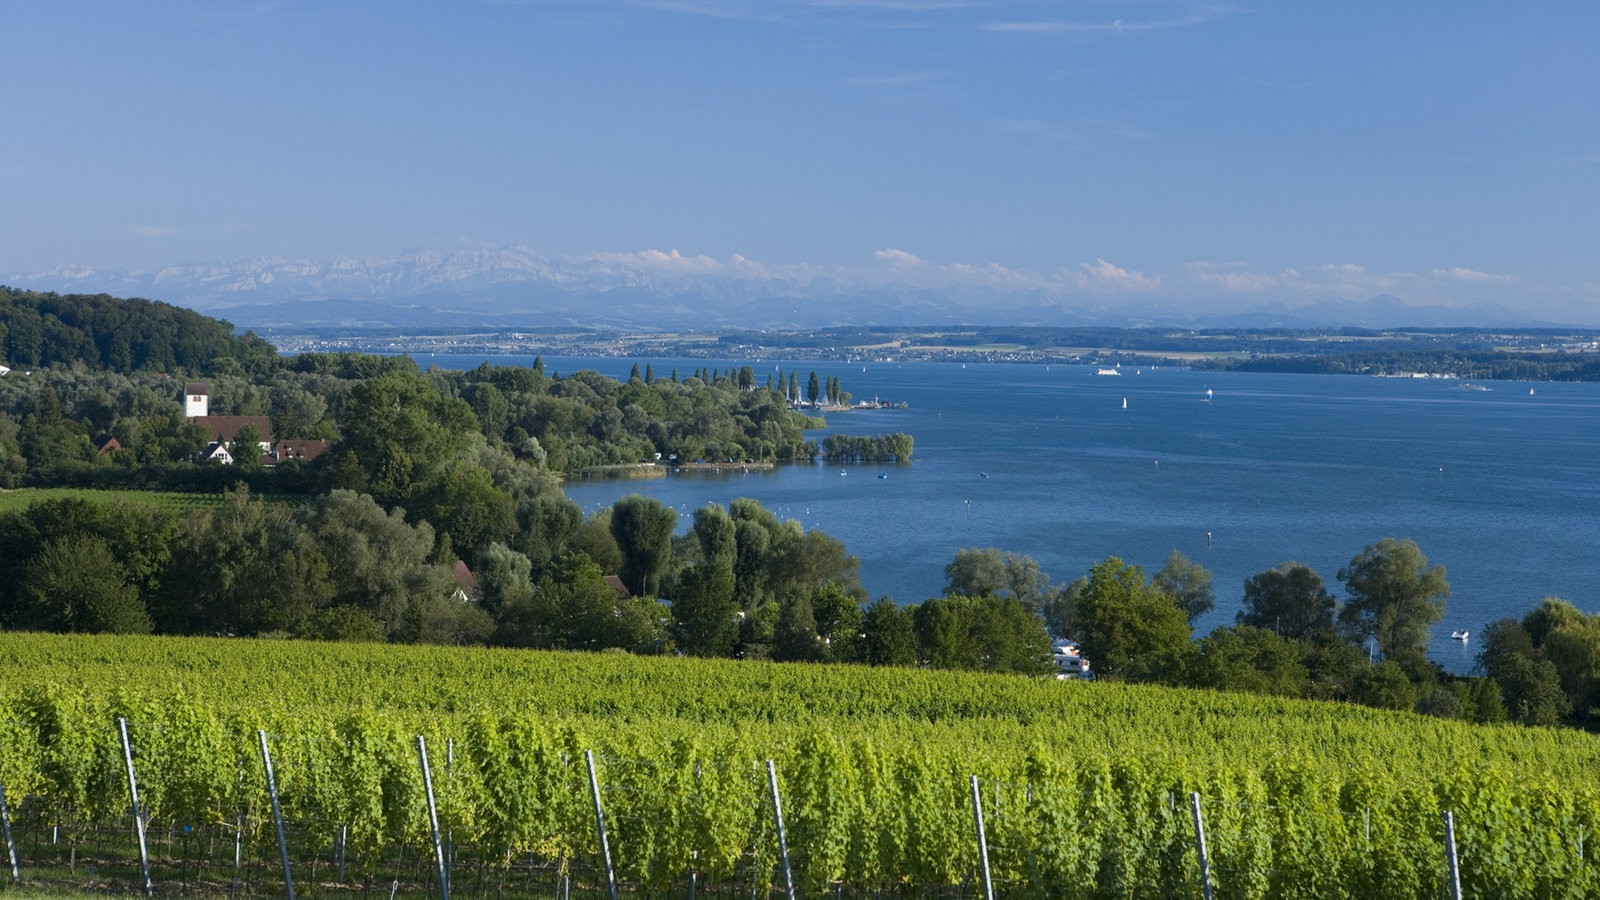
(4, 1, 1598, 322)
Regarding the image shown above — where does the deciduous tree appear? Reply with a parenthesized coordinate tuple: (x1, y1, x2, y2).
(1068, 556, 1191, 680)
(609, 494, 676, 597)
(1338, 538, 1448, 665)
(1239, 561, 1337, 639)
(1153, 549, 1215, 623)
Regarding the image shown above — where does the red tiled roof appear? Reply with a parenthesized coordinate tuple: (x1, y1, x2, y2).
(191, 416, 272, 445)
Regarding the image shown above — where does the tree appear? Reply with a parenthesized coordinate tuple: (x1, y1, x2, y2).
(407, 594, 496, 646)
(0, 496, 175, 629)
(1476, 617, 1536, 679)
(1512, 598, 1600, 722)
(810, 582, 863, 662)
(671, 505, 738, 657)
(860, 597, 917, 666)
(231, 423, 264, 470)
(1351, 660, 1417, 711)
(942, 548, 1052, 613)
(1299, 632, 1371, 702)
(912, 595, 1053, 674)
(156, 486, 331, 635)
(971, 596, 1055, 675)
(1494, 654, 1569, 726)
(609, 494, 676, 597)
(335, 371, 479, 502)
(20, 535, 151, 634)
(1338, 538, 1448, 665)
(414, 453, 517, 562)
(474, 542, 535, 616)
(1180, 625, 1307, 697)
(1238, 562, 1337, 639)
(499, 553, 667, 652)
(299, 489, 453, 639)
(731, 518, 773, 610)
(1067, 557, 1191, 680)
(806, 371, 820, 406)
(768, 529, 865, 610)
(774, 593, 824, 662)
(1153, 549, 1215, 623)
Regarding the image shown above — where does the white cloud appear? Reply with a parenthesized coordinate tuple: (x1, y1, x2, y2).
(1076, 258, 1161, 291)
(1187, 261, 1280, 292)
(1432, 266, 1512, 283)
(130, 225, 178, 238)
(1314, 262, 1367, 276)
(583, 248, 726, 274)
(874, 248, 928, 267)
(983, 3, 1239, 35)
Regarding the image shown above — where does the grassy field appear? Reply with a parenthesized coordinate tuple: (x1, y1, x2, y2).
(0, 487, 312, 514)
(0, 486, 228, 514)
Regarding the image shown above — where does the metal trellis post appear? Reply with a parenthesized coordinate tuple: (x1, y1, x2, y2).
(585, 750, 619, 900)
(418, 736, 450, 900)
(118, 718, 153, 897)
(767, 760, 796, 900)
(1189, 792, 1213, 900)
(1443, 810, 1462, 900)
(0, 771, 19, 884)
(258, 730, 296, 900)
(970, 776, 995, 900)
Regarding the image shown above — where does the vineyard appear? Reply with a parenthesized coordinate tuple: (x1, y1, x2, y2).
(0, 488, 231, 515)
(1, 633, 1598, 897)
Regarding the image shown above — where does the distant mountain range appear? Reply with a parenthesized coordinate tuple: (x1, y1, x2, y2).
(6, 245, 1555, 332)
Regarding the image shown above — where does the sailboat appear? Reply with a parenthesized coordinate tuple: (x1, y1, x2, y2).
(1121, 397, 1127, 409)
(1204, 388, 1214, 401)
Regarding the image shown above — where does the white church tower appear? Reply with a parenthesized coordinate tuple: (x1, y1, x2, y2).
(184, 382, 209, 418)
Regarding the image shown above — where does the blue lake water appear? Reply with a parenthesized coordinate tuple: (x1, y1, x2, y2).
(425, 354, 1600, 671)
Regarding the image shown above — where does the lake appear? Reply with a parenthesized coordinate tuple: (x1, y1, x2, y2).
(424, 353, 1600, 671)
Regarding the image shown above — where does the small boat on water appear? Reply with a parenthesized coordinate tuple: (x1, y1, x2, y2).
(1121, 397, 1128, 409)
(1095, 367, 1120, 376)
(1451, 630, 1470, 641)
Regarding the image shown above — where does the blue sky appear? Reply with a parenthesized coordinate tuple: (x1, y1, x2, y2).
(4, 1, 1598, 321)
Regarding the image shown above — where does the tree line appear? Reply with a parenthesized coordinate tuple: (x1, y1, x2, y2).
(0, 487, 1041, 676)
(964, 539, 1585, 730)
(1201, 349, 1600, 381)
(5, 476, 1590, 732)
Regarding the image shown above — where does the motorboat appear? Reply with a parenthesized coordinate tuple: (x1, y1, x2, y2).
(1450, 630, 1469, 641)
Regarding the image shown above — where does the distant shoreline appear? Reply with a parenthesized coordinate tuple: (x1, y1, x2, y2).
(277, 325, 1600, 383)
(568, 460, 779, 481)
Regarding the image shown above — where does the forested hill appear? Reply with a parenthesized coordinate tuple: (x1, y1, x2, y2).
(0, 286, 277, 374)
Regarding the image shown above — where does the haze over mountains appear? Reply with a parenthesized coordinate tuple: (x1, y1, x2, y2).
(8, 244, 1556, 333)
